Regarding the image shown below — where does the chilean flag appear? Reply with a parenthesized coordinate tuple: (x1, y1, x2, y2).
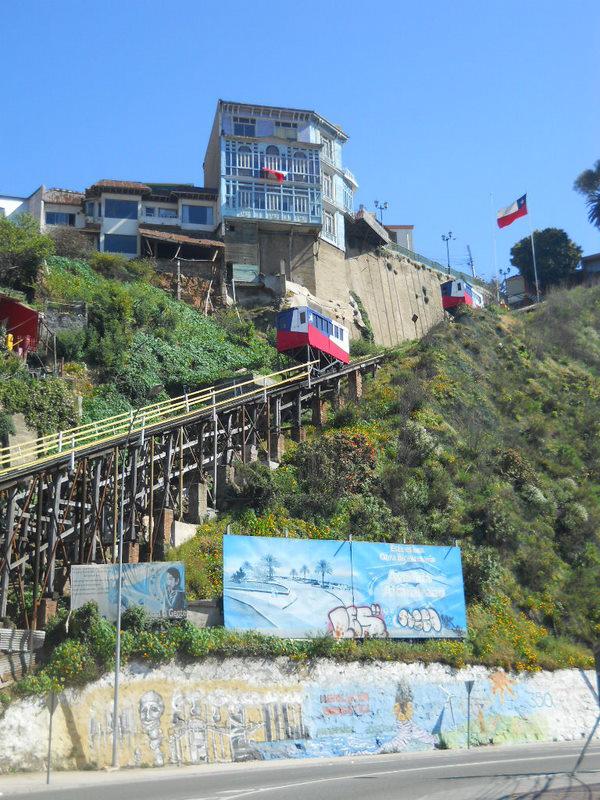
(497, 194, 528, 228)
(262, 167, 285, 183)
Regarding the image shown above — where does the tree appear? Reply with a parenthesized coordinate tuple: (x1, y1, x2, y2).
(300, 565, 309, 581)
(315, 559, 332, 587)
(290, 568, 298, 580)
(0, 214, 54, 293)
(231, 567, 246, 584)
(260, 554, 280, 582)
(510, 228, 582, 292)
(574, 159, 600, 230)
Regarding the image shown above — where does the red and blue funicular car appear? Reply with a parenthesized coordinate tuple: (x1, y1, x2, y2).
(276, 306, 350, 367)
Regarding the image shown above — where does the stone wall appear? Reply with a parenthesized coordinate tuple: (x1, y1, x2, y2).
(1, 659, 598, 772)
(313, 241, 448, 347)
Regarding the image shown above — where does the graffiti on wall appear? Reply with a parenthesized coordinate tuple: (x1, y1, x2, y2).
(41, 665, 596, 771)
(223, 535, 467, 639)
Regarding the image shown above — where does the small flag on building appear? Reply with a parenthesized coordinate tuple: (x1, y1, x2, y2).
(262, 167, 285, 183)
(497, 194, 528, 228)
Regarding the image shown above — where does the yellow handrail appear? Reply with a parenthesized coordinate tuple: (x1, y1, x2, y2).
(0, 361, 318, 477)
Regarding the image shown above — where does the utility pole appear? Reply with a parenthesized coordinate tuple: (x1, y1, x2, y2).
(441, 231, 456, 270)
(466, 245, 476, 278)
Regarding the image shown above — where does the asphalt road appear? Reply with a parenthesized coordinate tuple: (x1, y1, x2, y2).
(1, 740, 600, 800)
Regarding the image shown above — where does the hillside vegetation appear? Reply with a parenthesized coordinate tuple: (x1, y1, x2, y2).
(3, 256, 600, 700)
(172, 285, 600, 671)
(0, 254, 278, 435)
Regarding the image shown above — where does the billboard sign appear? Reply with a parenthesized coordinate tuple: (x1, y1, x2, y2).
(223, 535, 466, 639)
(71, 562, 187, 621)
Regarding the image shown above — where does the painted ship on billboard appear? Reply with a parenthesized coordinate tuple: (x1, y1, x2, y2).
(223, 535, 466, 639)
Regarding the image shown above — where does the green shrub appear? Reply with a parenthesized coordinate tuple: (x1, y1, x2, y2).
(44, 640, 98, 687)
(56, 328, 87, 362)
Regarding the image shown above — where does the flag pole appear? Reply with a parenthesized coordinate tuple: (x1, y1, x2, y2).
(527, 199, 541, 303)
(489, 193, 499, 302)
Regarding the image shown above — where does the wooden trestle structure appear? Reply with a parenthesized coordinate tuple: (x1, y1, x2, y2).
(0, 356, 381, 628)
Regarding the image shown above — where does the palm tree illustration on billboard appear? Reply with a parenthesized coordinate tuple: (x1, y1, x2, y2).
(261, 554, 280, 582)
(300, 565, 309, 582)
(315, 559, 332, 588)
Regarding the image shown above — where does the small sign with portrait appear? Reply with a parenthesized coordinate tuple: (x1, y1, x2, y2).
(71, 562, 187, 621)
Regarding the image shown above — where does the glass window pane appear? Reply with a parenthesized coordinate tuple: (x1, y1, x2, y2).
(104, 234, 137, 254)
(104, 199, 138, 219)
(182, 205, 213, 225)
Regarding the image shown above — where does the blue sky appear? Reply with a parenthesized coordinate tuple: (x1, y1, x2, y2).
(1, 0, 598, 280)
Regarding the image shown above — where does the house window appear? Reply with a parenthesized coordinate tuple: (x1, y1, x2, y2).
(323, 210, 335, 238)
(237, 145, 253, 175)
(45, 211, 75, 226)
(145, 206, 156, 217)
(274, 121, 297, 139)
(104, 234, 137, 254)
(299, 311, 306, 324)
(266, 191, 281, 212)
(104, 199, 138, 219)
(97, 202, 102, 217)
(264, 145, 281, 172)
(294, 195, 308, 215)
(158, 207, 178, 218)
(182, 205, 213, 225)
(321, 136, 333, 162)
(293, 152, 307, 179)
(85, 201, 94, 217)
(323, 174, 333, 200)
(233, 116, 255, 137)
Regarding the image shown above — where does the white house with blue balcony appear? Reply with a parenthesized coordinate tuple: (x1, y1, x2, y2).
(204, 100, 357, 255)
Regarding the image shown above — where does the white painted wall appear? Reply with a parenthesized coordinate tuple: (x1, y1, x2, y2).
(0, 660, 598, 772)
(0, 196, 29, 220)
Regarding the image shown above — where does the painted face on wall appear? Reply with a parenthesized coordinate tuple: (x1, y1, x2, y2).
(139, 691, 165, 733)
(167, 572, 177, 589)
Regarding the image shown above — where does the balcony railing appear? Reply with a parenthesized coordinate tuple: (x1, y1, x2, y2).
(225, 141, 320, 185)
(224, 180, 321, 225)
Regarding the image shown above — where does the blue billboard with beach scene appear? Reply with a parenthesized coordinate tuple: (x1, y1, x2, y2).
(223, 535, 467, 639)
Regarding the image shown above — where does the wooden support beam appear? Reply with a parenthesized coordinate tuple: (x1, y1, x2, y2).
(0, 489, 18, 618)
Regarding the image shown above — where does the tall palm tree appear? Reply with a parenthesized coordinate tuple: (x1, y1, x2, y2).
(300, 565, 309, 581)
(290, 568, 298, 580)
(315, 559, 332, 588)
(261, 554, 280, 582)
(574, 160, 600, 230)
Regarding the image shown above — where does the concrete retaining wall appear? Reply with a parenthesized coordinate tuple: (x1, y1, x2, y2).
(312, 242, 448, 347)
(1, 659, 598, 772)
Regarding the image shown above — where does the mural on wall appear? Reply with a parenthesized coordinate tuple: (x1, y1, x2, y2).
(80, 671, 563, 767)
(223, 535, 467, 638)
(2, 665, 598, 772)
(86, 682, 307, 767)
(71, 562, 187, 621)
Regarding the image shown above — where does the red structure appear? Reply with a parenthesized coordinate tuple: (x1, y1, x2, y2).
(0, 295, 39, 354)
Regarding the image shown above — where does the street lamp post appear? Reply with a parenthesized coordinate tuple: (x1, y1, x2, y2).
(374, 200, 388, 224)
(441, 231, 456, 270)
(111, 386, 162, 769)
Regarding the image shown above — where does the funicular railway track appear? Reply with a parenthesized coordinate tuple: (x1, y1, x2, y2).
(0, 355, 382, 627)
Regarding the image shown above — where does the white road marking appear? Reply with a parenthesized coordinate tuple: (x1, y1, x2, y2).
(204, 751, 600, 800)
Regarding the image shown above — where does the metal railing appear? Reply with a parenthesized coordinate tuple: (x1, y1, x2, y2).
(0, 362, 317, 478)
(385, 242, 486, 288)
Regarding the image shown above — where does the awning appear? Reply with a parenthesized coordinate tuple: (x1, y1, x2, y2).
(139, 225, 224, 249)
